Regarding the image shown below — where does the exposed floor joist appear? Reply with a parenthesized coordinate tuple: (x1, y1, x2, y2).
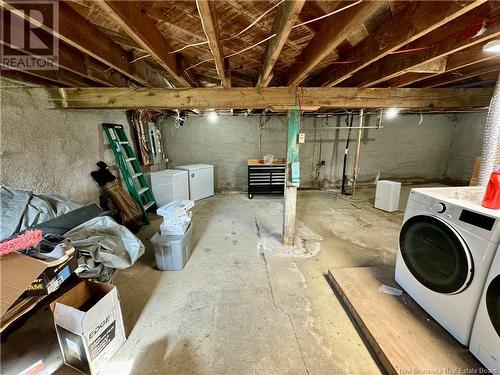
(96, 1, 193, 87)
(0, 0, 155, 87)
(257, 0, 305, 88)
(37, 87, 494, 110)
(0, 8, 134, 88)
(418, 61, 500, 87)
(196, 0, 230, 87)
(312, 0, 487, 87)
(389, 47, 500, 88)
(287, 1, 387, 86)
(348, 4, 500, 87)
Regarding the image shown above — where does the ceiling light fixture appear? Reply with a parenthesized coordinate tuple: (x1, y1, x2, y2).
(483, 40, 500, 53)
(207, 111, 218, 123)
(385, 107, 400, 120)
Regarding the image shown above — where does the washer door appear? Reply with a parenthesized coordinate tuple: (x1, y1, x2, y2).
(486, 275, 500, 337)
(399, 215, 473, 294)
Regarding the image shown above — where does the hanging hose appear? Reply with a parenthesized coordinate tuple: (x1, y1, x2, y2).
(478, 74, 500, 186)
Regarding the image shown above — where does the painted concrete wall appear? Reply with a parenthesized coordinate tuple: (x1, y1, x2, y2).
(444, 112, 487, 183)
(161, 112, 482, 191)
(0, 83, 129, 203)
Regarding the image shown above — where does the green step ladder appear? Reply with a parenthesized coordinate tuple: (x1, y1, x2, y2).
(102, 123, 156, 223)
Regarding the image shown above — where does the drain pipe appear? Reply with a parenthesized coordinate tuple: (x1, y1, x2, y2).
(478, 74, 500, 186)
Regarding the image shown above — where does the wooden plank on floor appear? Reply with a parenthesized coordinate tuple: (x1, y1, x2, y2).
(327, 266, 482, 375)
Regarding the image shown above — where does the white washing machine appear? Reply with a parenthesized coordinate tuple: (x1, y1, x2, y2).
(395, 186, 500, 345)
(469, 245, 500, 371)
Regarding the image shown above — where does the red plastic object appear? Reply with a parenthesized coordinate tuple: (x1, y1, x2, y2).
(482, 170, 500, 209)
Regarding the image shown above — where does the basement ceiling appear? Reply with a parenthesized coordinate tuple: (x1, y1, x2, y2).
(0, 0, 499, 90)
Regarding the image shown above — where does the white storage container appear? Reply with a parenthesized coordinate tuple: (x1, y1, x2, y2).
(374, 180, 401, 212)
(175, 164, 214, 201)
(150, 223, 193, 271)
(150, 169, 189, 207)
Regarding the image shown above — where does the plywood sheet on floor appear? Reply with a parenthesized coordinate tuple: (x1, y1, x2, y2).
(327, 266, 483, 375)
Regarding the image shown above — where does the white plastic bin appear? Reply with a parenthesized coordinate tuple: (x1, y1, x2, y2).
(150, 223, 193, 271)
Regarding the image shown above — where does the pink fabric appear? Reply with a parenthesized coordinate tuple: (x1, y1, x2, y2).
(0, 230, 43, 256)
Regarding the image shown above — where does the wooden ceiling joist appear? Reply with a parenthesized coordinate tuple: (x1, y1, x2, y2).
(417, 61, 500, 87)
(257, 0, 305, 88)
(389, 46, 500, 87)
(196, 0, 230, 87)
(41, 87, 493, 110)
(349, 4, 500, 87)
(0, 1, 154, 86)
(0, 69, 60, 87)
(287, 1, 387, 86)
(312, 0, 487, 87)
(0, 8, 133, 88)
(96, 1, 193, 87)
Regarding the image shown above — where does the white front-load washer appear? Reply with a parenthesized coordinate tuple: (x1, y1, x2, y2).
(395, 186, 500, 345)
(469, 245, 500, 371)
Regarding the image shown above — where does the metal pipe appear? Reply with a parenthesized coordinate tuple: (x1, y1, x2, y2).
(478, 74, 500, 186)
(352, 109, 364, 195)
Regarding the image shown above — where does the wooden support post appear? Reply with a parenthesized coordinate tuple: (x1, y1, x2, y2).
(283, 108, 300, 246)
(352, 109, 364, 195)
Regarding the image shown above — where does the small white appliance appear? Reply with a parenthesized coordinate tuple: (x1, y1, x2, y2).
(395, 186, 500, 345)
(469, 246, 500, 371)
(375, 180, 401, 212)
(176, 164, 214, 201)
(150, 169, 189, 206)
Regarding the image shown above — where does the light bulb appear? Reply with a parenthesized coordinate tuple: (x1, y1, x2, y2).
(385, 107, 400, 120)
(207, 111, 218, 123)
(483, 40, 500, 53)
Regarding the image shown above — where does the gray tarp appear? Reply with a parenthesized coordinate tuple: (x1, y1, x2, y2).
(1, 186, 82, 241)
(1, 186, 144, 281)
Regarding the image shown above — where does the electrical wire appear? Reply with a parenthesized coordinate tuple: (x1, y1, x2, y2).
(182, 0, 364, 73)
(171, 0, 284, 54)
(291, 0, 362, 29)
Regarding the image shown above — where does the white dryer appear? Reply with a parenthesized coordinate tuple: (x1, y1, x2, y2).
(395, 186, 500, 345)
(469, 246, 500, 371)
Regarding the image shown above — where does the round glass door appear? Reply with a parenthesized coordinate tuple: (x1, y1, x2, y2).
(399, 215, 473, 294)
(486, 275, 500, 337)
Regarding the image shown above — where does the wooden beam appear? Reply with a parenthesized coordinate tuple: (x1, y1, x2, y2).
(418, 61, 500, 88)
(195, 0, 229, 87)
(349, 4, 500, 87)
(96, 1, 192, 87)
(389, 46, 500, 88)
(313, 0, 487, 87)
(35, 87, 494, 110)
(257, 0, 305, 88)
(0, 0, 153, 86)
(287, 1, 387, 86)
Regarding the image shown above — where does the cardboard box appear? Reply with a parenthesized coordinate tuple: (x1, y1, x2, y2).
(51, 281, 126, 375)
(24, 247, 78, 296)
(0, 247, 76, 316)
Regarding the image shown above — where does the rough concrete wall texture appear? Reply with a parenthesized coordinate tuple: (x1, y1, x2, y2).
(161, 113, 479, 191)
(1, 85, 129, 203)
(444, 112, 487, 182)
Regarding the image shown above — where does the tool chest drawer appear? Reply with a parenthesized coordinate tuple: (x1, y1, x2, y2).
(247, 165, 285, 199)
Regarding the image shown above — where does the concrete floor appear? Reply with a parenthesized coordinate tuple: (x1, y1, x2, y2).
(1, 187, 417, 374)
